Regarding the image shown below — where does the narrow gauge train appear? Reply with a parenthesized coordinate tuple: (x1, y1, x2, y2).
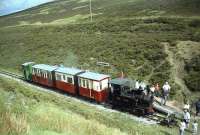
(22, 62, 155, 115)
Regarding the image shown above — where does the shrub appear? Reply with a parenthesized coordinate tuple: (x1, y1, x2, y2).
(184, 55, 200, 92)
(192, 31, 200, 41)
(189, 19, 200, 28)
(184, 71, 200, 92)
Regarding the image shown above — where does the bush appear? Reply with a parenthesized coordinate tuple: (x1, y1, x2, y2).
(185, 55, 200, 72)
(184, 55, 200, 92)
(149, 71, 170, 85)
(189, 19, 200, 28)
(184, 71, 200, 92)
(192, 31, 200, 41)
(137, 64, 152, 77)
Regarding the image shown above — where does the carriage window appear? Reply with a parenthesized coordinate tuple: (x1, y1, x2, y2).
(63, 75, 66, 80)
(34, 69, 36, 75)
(41, 70, 44, 78)
(37, 69, 41, 76)
(67, 77, 72, 84)
(86, 80, 89, 88)
(78, 78, 81, 86)
(44, 72, 47, 78)
(100, 82, 102, 90)
(82, 79, 86, 87)
(56, 74, 61, 81)
(50, 73, 52, 79)
(47, 72, 52, 80)
(88, 80, 92, 89)
(32, 68, 35, 75)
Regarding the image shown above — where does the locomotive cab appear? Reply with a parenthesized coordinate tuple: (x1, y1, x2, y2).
(111, 84, 121, 96)
(109, 78, 130, 100)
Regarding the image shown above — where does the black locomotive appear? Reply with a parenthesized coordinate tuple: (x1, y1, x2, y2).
(109, 78, 154, 116)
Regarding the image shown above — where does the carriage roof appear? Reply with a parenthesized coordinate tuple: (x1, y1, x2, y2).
(32, 64, 58, 72)
(55, 67, 84, 75)
(77, 71, 110, 81)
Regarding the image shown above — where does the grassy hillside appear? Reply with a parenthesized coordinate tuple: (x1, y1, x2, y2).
(0, 76, 186, 135)
(0, 0, 200, 101)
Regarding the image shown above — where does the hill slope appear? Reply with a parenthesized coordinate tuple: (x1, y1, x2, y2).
(0, 0, 200, 101)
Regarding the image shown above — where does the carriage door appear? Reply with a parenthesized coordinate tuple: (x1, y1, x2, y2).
(22, 65, 27, 80)
(47, 71, 52, 85)
(87, 80, 94, 99)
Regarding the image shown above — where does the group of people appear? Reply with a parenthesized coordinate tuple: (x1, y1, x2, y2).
(134, 80, 171, 105)
(134, 80, 199, 135)
(159, 82, 199, 135)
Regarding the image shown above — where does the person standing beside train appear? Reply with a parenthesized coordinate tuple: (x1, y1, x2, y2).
(150, 85, 155, 92)
(150, 85, 155, 97)
(140, 81, 146, 91)
(154, 83, 160, 97)
(135, 80, 140, 90)
(183, 109, 191, 128)
(183, 100, 190, 112)
(195, 98, 200, 116)
(192, 120, 198, 135)
(161, 82, 171, 105)
(179, 119, 186, 135)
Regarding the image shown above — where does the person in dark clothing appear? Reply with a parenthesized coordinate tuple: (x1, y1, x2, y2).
(146, 85, 150, 96)
(195, 99, 200, 116)
(136, 86, 143, 95)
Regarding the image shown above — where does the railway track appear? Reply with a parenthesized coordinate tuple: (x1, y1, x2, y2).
(0, 70, 181, 126)
(0, 70, 24, 79)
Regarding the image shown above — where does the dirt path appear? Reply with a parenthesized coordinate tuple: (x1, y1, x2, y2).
(163, 42, 190, 95)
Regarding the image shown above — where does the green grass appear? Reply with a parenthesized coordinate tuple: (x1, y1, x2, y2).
(0, 0, 200, 100)
(1, 76, 197, 135)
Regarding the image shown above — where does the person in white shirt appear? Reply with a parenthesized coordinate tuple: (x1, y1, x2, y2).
(135, 80, 139, 90)
(183, 101, 190, 111)
(150, 85, 155, 93)
(149, 85, 155, 98)
(161, 81, 171, 105)
(140, 82, 146, 91)
(179, 119, 186, 135)
(183, 110, 190, 128)
(192, 120, 198, 135)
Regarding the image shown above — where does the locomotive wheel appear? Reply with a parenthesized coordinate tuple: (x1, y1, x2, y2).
(138, 109, 145, 116)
